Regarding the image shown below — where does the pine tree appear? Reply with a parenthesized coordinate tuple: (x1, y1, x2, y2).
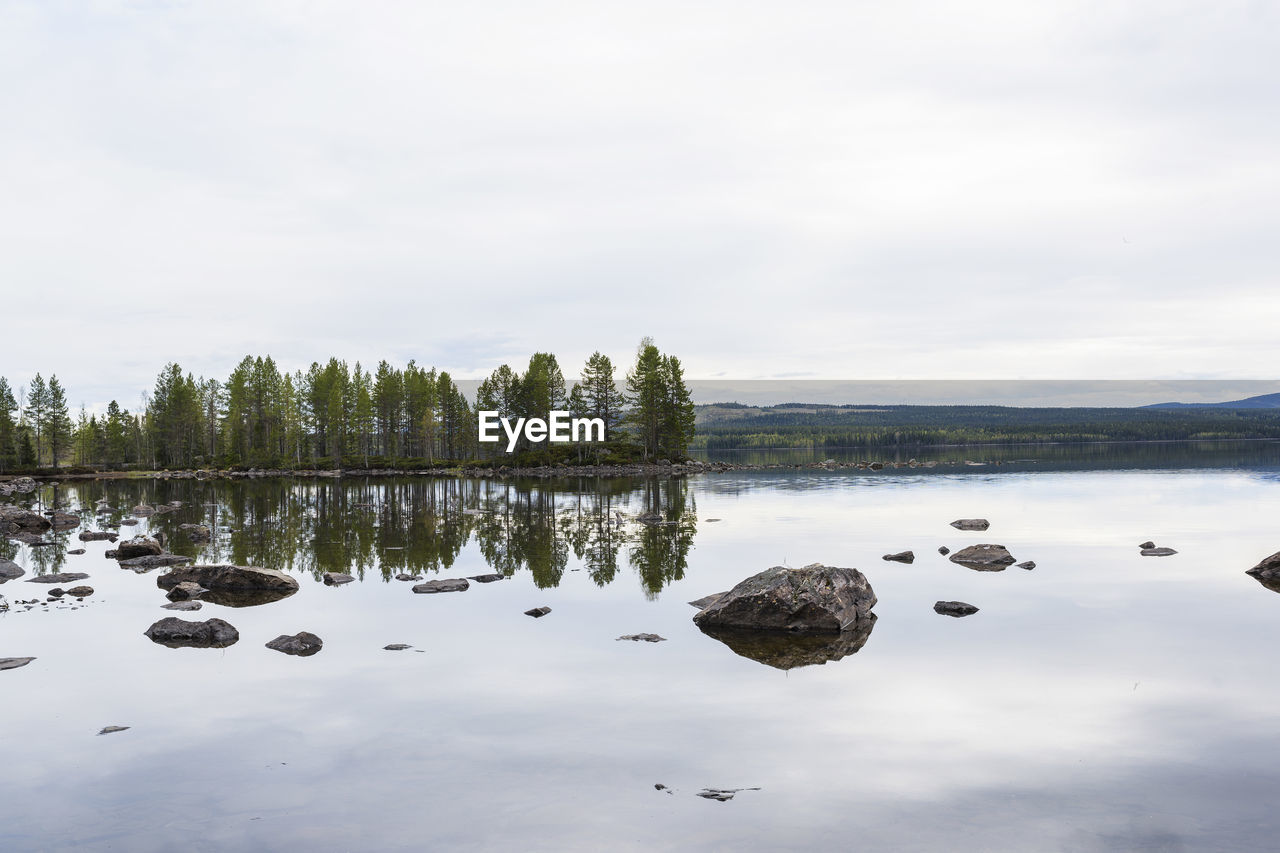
(579, 351, 625, 441)
(625, 339, 664, 460)
(45, 375, 73, 470)
(0, 377, 16, 471)
(26, 374, 48, 465)
(657, 355, 696, 458)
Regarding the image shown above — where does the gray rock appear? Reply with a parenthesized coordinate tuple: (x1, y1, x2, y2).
(323, 572, 355, 586)
(394, 574, 421, 581)
(467, 573, 506, 583)
(144, 617, 239, 648)
(1141, 547, 1178, 556)
(162, 600, 203, 611)
(98, 726, 130, 735)
(50, 511, 80, 531)
(948, 544, 1016, 571)
(950, 519, 991, 531)
(636, 511, 665, 524)
(26, 572, 90, 584)
(1139, 541, 1156, 550)
(383, 643, 412, 651)
(166, 582, 207, 601)
(934, 601, 980, 617)
(131, 505, 156, 516)
(617, 634, 667, 642)
(0, 657, 36, 671)
(47, 588, 66, 598)
(692, 564, 876, 634)
(524, 606, 552, 617)
(882, 551, 915, 563)
(688, 593, 727, 610)
(65, 586, 93, 597)
(66, 548, 86, 555)
(0, 559, 24, 583)
(938, 546, 950, 555)
(696, 618, 878, 669)
(119, 554, 193, 572)
(412, 579, 469, 594)
(158, 565, 299, 594)
(265, 631, 323, 656)
(1017, 561, 1036, 570)
(0, 506, 52, 531)
(79, 530, 118, 542)
(119, 518, 139, 526)
(115, 536, 164, 561)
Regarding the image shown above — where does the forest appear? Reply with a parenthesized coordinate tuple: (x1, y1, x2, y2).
(691, 402, 1280, 448)
(0, 339, 696, 472)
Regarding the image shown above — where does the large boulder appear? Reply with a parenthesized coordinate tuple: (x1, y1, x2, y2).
(1246, 551, 1280, 593)
(144, 617, 239, 648)
(948, 544, 1016, 571)
(0, 506, 51, 532)
(691, 564, 877, 633)
(114, 536, 164, 561)
(157, 565, 299, 594)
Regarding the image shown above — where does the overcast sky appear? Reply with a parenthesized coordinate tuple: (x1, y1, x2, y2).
(2, 1, 1278, 409)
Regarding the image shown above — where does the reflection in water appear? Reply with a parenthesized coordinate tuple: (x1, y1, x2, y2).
(697, 616, 877, 670)
(10, 475, 700, 596)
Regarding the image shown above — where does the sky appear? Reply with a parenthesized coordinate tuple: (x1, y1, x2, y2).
(2, 1, 1278, 409)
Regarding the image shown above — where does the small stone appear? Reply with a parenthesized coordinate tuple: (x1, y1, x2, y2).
(98, 726, 130, 735)
(412, 579, 469, 594)
(1139, 541, 1155, 550)
(938, 546, 950, 555)
(882, 551, 914, 563)
(617, 634, 666, 642)
(65, 586, 94, 596)
(323, 572, 355, 586)
(383, 644, 412, 651)
(1141, 548, 1177, 557)
(166, 582, 207, 601)
(524, 606, 552, 618)
(394, 574, 421, 582)
(162, 600, 203, 611)
(0, 657, 36, 670)
(951, 519, 991, 531)
(265, 631, 324, 656)
(934, 601, 980, 617)
(1016, 561, 1036, 570)
(467, 573, 505, 583)
(66, 548, 86, 555)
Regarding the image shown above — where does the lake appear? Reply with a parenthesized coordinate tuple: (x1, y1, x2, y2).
(4, 442, 1280, 851)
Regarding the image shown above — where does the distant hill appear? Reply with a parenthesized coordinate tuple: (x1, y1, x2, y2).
(1143, 392, 1280, 409)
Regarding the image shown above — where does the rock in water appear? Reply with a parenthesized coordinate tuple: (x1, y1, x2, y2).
(265, 631, 323, 656)
(119, 554, 193, 572)
(178, 523, 212, 543)
(467, 573, 505, 583)
(617, 634, 667, 642)
(882, 551, 914, 563)
(162, 600, 203, 611)
(26, 572, 90, 584)
(1141, 547, 1177, 557)
(98, 726, 130, 735)
(144, 617, 239, 648)
(384, 643, 412, 651)
(938, 546, 950, 556)
(65, 586, 93, 597)
(165, 582, 206, 601)
(114, 536, 164, 561)
(394, 574, 421, 582)
(1017, 561, 1036, 570)
(1139, 541, 1156, 550)
(934, 601, 980, 617)
(0, 657, 36, 671)
(412, 579, 469, 594)
(1245, 552, 1280, 592)
(948, 544, 1016, 571)
(950, 519, 990, 531)
(0, 506, 51, 531)
(524, 606, 552, 617)
(0, 559, 24, 583)
(691, 564, 877, 633)
(158, 565, 299, 594)
(323, 572, 355, 586)
(78, 531, 118, 542)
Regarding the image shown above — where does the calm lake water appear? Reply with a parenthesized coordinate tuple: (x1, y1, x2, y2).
(5, 442, 1280, 851)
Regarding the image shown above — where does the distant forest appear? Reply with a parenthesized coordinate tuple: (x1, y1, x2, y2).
(691, 403, 1280, 449)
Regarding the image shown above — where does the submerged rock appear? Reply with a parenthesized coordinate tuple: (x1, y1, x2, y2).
(144, 617, 239, 648)
(934, 601, 980, 617)
(1017, 561, 1036, 570)
(26, 572, 90, 584)
(467, 573, 506, 583)
(882, 551, 915, 563)
(617, 634, 667, 642)
(394, 574, 421, 582)
(524, 606, 552, 617)
(691, 564, 877, 634)
(938, 546, 950, 555)
(412, 579, 469, 594)
(0, 657, 36, 671)
(50, 511, 80, 531)
(265, 631, 323, 656)
(78, 530, 118, 542)
(165, 582, 207, 602)
(950, 519, 991, 531)
(162, 600, 203, 611)
(178, 523, 212, 543)
(1141, 547, 1178, 557)
(323, 572, 355, 586)
(948, 544, 1016, 571)
(66, 548, 86, 555)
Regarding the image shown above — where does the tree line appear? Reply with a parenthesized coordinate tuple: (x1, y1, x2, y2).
(0, 339, 696, 472)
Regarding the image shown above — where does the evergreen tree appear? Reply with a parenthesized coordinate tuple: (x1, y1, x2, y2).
(26, 374, 48, 465)
(0, 377, 16, 471)
(579, 351, 625, 441)
(625, 339, 664, 460)
(45, 375, 73, 470)
(657, 355, 696, 457)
